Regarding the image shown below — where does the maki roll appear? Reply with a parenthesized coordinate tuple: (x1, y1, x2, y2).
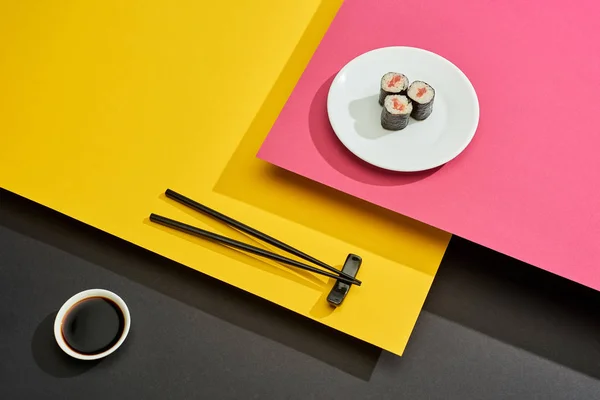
(381, 95, 412, 131)
(407, 81, 435, 120)
(379, 72, 409, 105)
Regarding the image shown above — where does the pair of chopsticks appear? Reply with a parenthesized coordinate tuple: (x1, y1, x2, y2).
(149, 189, 362, 286)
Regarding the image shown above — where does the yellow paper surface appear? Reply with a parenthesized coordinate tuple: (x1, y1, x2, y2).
(0, 0, 451, 355)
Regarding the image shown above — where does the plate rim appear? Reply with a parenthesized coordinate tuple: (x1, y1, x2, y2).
(326, 46, 480, 172)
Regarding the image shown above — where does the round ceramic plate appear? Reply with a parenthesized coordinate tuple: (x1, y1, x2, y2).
(327, 46, 479, 172)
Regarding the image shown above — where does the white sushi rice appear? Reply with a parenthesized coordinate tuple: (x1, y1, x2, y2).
(380, 72, 408, 93)
(383, 95, 412, 115)
(407, 81, 435, 104)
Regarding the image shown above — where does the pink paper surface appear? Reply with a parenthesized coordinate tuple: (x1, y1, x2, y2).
(258, 0, 600, 290)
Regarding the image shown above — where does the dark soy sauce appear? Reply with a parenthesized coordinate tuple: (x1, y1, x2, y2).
(61, 297, 125, 355)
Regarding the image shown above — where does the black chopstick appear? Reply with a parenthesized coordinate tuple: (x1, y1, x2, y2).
(165, 189, 362, 285)
(149, 214, 361, 286)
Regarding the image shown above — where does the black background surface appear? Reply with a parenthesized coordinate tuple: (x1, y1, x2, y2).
(1, 189, 599, 399)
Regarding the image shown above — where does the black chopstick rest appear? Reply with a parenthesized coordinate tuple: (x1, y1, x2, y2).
(327, 254, 362, 307)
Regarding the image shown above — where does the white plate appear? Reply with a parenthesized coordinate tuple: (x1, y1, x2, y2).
(327, 47, 479, 172)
